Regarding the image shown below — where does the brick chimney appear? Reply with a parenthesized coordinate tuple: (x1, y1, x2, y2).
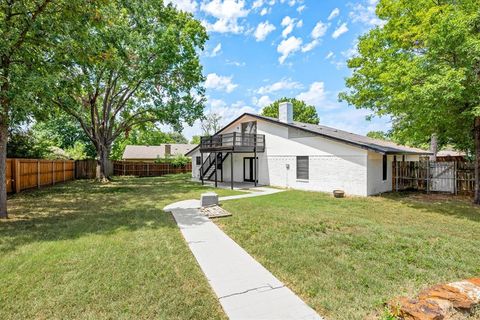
(279, 102, 293, 124)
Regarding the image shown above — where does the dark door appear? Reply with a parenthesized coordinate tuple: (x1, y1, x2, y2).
(243, 157, 255, 182)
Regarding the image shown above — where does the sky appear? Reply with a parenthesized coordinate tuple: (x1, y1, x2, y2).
(166, 0, 388, 140)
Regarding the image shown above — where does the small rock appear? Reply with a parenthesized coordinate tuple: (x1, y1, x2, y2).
(388, 297, 445, 320)
(418, 284, 474, 309)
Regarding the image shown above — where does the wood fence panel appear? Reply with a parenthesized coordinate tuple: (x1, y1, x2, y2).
(5, 158, 75, 194)
(113, 161, 191, 177)
(393, 160, 474, 196)
(6, 159, 13, 193)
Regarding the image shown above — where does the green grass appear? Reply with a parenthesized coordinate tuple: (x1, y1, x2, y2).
(216, 191, 480, 319)
(0, 174, 241, 320)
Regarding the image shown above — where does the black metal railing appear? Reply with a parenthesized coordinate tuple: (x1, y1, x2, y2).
(200, 132, 265, 152)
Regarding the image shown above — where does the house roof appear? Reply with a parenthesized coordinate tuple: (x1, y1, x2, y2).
(186, 113, 431, 156)
(122, 144, 196, 159)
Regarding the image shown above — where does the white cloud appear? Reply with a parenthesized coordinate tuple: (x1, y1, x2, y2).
(252, 0, 264, 9)
(325, 51, 334, 59)
(301, 21, 327, 52)
(256, 78, 302, 94)
(296, 82, 326, 107)
(260, 7, 269, 15)
(226, 59, 246, 67)
(311, 21, 328, 38)
(254, 21, 276, 41)
(166, 0, 198, 13)
(280, 16, 302, 38)
(332, 22, 348, 39)
(349, 0, 384, 27)
(201, 0, 250, 34)
(327, 8, 340, 20)
(301, 39, 318, 53)
(297, 5, 306, 13)
(277, 36, 302, 64)
(205, 73, 238, 93)
(205, 43, 222, 57)
(253, 95, 273, 108)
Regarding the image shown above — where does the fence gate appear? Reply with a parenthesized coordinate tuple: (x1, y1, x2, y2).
(393, 161, 474, 196)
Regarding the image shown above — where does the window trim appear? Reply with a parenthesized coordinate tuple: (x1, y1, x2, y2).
(296, 156, 309, 180)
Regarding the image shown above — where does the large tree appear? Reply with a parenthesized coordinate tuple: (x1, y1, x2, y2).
(0, 0, 96, 218)
(261, 98, 319, 124)
(339, 0, 480, 203)
(51, 1, 207, 181)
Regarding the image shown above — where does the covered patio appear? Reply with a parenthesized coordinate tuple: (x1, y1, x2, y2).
(199, 132, 265, 189)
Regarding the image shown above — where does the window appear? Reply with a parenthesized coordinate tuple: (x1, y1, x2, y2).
(296, 156, 309, 180)
(196, 156, 201, 166)
(382, 155, 387, 181)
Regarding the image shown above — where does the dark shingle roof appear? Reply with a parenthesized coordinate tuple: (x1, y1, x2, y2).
(186, 113, 431, 155)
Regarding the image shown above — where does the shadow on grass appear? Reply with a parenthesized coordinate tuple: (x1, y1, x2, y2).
(0, 174, 210, 254)
(380, 191, 480, 222)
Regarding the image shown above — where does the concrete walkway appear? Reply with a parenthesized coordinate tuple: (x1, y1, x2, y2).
(164, 188, 323, 320)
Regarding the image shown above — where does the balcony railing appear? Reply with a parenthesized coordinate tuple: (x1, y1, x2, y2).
(200, 132, 265, 152)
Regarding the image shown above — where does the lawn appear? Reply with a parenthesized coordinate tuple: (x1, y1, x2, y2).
(217, 191, 480, 319)
(0, 174, 241, 320)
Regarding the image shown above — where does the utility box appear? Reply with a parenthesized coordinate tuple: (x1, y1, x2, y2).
(201, 192, 218, 207)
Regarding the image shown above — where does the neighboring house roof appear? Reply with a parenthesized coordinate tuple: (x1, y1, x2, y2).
(186, 113, 431, 156)
(122, 144, 196, 160)
(436, 150, 466, 157)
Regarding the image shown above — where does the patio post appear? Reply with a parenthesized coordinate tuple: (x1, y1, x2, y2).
(231, 152, 233, 190)
(200, 152, 204, 185)
(214, 152, 218, 188)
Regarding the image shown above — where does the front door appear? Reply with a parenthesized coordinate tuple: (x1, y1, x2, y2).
(243, 157, 256, 182)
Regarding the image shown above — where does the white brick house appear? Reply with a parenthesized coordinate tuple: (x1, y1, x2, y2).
(186, 102, 430, 196)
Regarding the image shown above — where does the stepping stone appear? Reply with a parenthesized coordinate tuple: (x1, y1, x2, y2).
(200, 205, 232, 218)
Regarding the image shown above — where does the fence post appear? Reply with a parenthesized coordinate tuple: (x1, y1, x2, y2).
(52, 161, 55, 185)
(147, 163, 149, 176)
(123, 162, 126, 176)
(63, 161, 66, 182)
(37, 160, 41, 189)
(454, 161, 458, 195)
(426, 160, 430, 193)
(13, 159, 21, 193)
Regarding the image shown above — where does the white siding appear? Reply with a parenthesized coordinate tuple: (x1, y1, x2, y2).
(189, 115, 422, 197)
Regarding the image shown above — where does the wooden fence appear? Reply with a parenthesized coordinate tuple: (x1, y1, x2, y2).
(113, 160, 192, 177)
(75, 159, 113, 179)
(6, 158, 75, 193)
(393, 161, 475, 196)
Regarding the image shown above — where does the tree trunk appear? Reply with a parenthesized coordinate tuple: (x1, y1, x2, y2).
(474, 117, 480, 205)
(0, 122, 8, 219)
(96, 143, 111, 182)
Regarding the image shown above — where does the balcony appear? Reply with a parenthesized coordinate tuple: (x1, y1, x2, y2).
(200, 132, 265, 153)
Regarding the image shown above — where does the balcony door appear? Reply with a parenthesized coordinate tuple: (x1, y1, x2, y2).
(243, 157, 258, 182)
(241, 121, 257, 146)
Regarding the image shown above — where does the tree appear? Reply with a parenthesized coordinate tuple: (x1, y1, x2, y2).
(51, 2, 207, 181)
(339, 0, 480, 203)
(201, 113, 222, 136)
(0, 0, 96, 218)
(190, 135, 201, 144)
(261, 98, 319, 124)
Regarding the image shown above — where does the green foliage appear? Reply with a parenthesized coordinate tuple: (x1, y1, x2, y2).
(261, 98, 319, 125)
(32, 112, 96, 158)
(190, 135, 201, 144)
(50, 1, 208, 165)
(169, 155, 191, 167)
(340, 0, 480, 154)
(64, 141, 89, 160)
(7, 128, 52, 158)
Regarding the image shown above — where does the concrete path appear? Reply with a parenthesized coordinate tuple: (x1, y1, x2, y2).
(164, 188, 323, 320)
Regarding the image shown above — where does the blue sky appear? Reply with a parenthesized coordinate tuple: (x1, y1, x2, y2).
(166, 0, 388, 139)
